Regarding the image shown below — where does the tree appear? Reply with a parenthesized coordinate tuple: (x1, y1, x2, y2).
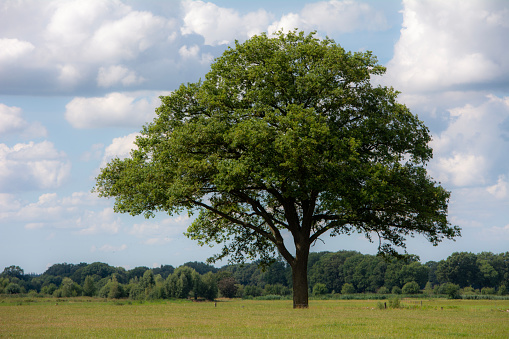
(82, 275, 96, 297)
(402, 281, 420, 294)
(95, 30, 460, 308)
(1, 265, 24, 279)
(218, 277, 237, 298)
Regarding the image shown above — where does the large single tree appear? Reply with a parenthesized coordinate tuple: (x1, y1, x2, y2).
(95, 31, 460, 308)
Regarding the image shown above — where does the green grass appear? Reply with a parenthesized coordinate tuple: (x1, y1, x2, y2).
(1, 297, 508, 338)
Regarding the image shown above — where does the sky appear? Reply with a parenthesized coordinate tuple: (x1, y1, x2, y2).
(1, 0, 508, 274)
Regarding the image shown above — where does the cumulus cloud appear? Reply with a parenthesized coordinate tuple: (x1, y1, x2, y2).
(182, 0, 388, 46)
(0, 104, 47, 138)
(269, 0, 388, 34)
(64, 91, 163, 128)
(0, 38, 35, 63)
(487, 176, 508, 199)
(0, 0, 177, 94)
(100, 132, 139, 167)
(0, 190, 119, 234)
(385, 0, 509, 93)
(0, 141, 71, 192)
(129, 216, 191, 245)
(97, 65, 145, 87)
(429, 94, 509, 187)
(44, 0, 169, 63)
(77, 208, 122, 235)
(181, 0, 271, 45)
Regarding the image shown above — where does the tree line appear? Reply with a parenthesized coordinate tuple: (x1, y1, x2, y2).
(1, 251, 508, 299)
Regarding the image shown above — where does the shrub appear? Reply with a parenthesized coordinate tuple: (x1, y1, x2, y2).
(391, 286, 401, 295)
(243, 285, 263, 298)
(440, 282, 460, 299)
(388, 297, 401, 309)
(402, 281, 420, 294)
(377, 286, 389, 294)
(5, 283, 21, 294)
(481, 287, 496, 295)
(498, 285, 507, 296)
(312, 283, 328, 296)
(461, 286, 475, 295)
(341, 283, 355, 294)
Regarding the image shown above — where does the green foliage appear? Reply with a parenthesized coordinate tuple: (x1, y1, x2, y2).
(481, 287, 496, 295)
(312, 283, 328, 296)
(243, 285, 263, 298)
(391, 286, 401, 295)
(94, 30, 459, 308)
(388, 297, 401, 309)
(82, 276, 96, 297)
(498, 284, 507, 296)
(377, 286, 389, 294)
(54, 278, 82, 298)
(341, 283, 355, 294)
(218, 277, 237, 298)
(5, 283, 22, 294)
(166, 266, 197, 299)
(439, 282, 461, 299)
(1, 265, 24, 279)
(402, 281, 420, 294)
(264, 283, 291, 296)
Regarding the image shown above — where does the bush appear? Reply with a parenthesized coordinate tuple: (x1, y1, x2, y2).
(402, 281, 420, 295)
(461, 286, 475, 295)
(312, 283, 328, 296)
(481, 287, 496, 295)
(218, 277, 237, 298)
(388, 297, 401, 309)
(498, 285, 507, 296)
(5, 283, 21, 294)
(377, 286, 389, 294)
(243, 285, 263, 298)
(341, 283, 355, 294)
(264, 283, 291, 296)
(391, 286, 401, 295)
(440, 282, 460, 299)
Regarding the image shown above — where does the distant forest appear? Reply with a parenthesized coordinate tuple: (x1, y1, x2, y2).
(1, 251, 508, 300)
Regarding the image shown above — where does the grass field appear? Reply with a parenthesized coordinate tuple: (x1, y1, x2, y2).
(1, 297, 508, 338)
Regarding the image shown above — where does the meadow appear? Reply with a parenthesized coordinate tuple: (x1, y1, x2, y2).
(1, 297, 508, 338)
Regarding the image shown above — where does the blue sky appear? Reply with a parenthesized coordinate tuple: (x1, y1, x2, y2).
(1, 0, 508, 274)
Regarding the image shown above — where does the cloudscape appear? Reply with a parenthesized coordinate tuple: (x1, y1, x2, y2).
(1, 0, 508, 273)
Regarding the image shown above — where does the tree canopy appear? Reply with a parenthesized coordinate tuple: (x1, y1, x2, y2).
(94, 30, 460, 308)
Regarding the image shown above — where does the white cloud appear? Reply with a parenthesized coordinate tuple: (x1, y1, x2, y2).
(101, 132, 139, 167)
(0, 0, 178, 94)
(429, 94, 509, 187)
(0, 190, 117, 233)
(436, 153, 486, 187)
(129, 216, 190, 244)
(64, 92, 160, 128)
(179, 45, 200, 59)
(77, 208, 121, 235)
(0, 141, 70, 192)
(0, 38, 35, 63)
(269, 0, 388, 34)
(487, 176, 508, 199)
(97, 65, 145, 87)
(386, 0, 509, 93)
(0, 104, 47, 138)
(182, 0, 388, 46)
(181, 0, 271, 45)
(87, 10, 168, 62)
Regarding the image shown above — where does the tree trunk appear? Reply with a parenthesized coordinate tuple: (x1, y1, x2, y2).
(291, 245, 310, 309)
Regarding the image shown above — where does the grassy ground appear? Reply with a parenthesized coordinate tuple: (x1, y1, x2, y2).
(1, 297, 508, 338)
